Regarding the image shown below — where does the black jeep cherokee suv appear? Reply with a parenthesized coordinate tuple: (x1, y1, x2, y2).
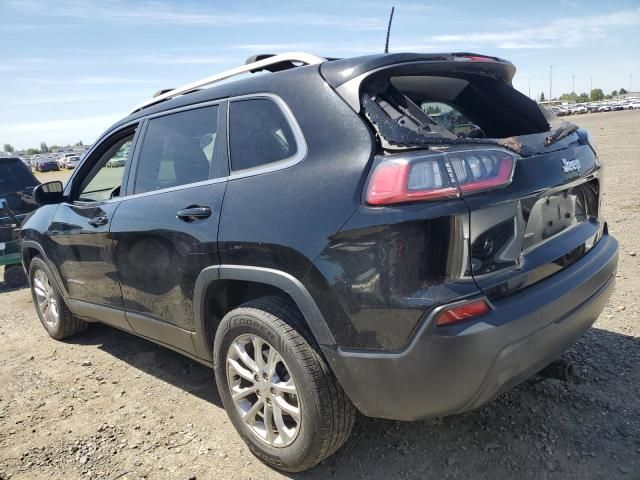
(21, 52, 618, 472)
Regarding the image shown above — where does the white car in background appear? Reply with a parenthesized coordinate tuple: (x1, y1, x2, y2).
(58, 153, 77, 169)
(63, 156, 81, 169)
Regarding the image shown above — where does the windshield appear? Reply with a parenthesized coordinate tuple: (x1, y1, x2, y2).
(0, 159, 38, 196)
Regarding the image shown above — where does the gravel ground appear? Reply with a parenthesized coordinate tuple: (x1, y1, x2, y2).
(1, 110, 639, 480)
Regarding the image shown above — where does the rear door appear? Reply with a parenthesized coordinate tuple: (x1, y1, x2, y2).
(110, 102, 227, 344)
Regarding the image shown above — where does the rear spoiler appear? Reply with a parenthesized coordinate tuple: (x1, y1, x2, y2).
(321, 53, 516, 113)
(322, 53, 514, 87)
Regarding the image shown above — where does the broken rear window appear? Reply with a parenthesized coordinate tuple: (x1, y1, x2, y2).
(362, 73, 553, 151)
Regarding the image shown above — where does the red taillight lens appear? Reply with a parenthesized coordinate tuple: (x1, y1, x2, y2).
(448, 151, 515, 194)
(366, 155, 459, 205)
(365, 149, 516, 206)
(435, 298, 491, 326)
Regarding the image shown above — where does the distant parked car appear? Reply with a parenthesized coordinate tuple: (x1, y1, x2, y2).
(598, 105, 612, 112)
(64, 156, 81, 169)
(106, 157, 126, 168)
(33, 158, 59, 172)
(626, 102, 640, 110)
(610, 104, 625, 111)
(572, 105, 587, 114)
(57, 153, 76, 169)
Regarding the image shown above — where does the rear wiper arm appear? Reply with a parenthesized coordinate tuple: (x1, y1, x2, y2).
(544, 122, 579, 147)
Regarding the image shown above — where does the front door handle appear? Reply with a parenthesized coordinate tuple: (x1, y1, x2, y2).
(176, 206, 212, 222)
(88, 215, 108, 227)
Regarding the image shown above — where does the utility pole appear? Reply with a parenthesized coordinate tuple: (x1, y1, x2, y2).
(549, 65, 553, 100)
(528, 76, 534, 98)
(630, 74, 633, 93)
(572, 75, 575, 101)
(590, 76, 593, 96)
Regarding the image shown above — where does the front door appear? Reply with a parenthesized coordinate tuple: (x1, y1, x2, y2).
(48, 128, 137, 309)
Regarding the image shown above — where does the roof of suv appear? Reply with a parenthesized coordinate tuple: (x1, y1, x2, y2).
(104, 51, 516, 139)
(106, 61, 323, 134)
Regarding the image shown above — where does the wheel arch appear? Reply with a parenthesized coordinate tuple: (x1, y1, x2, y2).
(21, 240, 68, 297)
(21, 240, 44, 271)
(193, 265, 337, 361)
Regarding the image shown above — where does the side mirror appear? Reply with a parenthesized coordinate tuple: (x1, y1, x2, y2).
(33, 181, 64, 205)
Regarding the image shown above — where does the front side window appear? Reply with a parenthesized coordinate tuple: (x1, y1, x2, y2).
(229, 98, 297, 171)
(77, 135, 133, 202)
(134, 105, 219, 194)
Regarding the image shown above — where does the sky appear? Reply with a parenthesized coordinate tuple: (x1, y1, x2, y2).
(1, 0, 639, 150)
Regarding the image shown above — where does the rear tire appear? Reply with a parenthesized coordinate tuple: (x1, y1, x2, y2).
(4, 265, 27, 288)
(28, 256, 87, 340)
(213, 296, 355, 472)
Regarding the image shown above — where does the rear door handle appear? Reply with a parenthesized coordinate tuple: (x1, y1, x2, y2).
(88, 215, 108, 227)
(176, 206, 212, 222)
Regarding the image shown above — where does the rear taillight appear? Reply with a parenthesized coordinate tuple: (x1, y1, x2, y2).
(435, 298, 492, 326)
(366, 149, 516, 206)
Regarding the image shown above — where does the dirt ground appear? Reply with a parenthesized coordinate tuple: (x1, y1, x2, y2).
(1, 110, 639, 480)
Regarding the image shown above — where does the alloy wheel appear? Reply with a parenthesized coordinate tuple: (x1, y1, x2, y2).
(226, 334, 301, 447)
(33, 268, 60, 329)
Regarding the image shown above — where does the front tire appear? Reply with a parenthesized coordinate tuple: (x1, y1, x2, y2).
(29, 256, 87, 339)
(213, 296, 355, 472)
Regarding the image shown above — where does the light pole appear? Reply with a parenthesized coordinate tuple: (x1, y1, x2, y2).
(528, 76, 534, 99)
(572, 75, 575, 101)
(630, 74, 633, 93)
(590, 76, 593, 97)
(549, 65, 553, 100)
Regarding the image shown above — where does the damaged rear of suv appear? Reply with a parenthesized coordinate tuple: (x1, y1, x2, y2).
(318, 53, 617, 420)
(21, 51, 617, 472)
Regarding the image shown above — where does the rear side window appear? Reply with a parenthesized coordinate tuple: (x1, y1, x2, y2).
(134, 105, 219, 194)
(229, 98, 297, 171)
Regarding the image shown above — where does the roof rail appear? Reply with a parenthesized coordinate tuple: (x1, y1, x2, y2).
(130, 52, 326, 113)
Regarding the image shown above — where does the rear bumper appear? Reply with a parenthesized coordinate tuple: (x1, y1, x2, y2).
(324, 233, 618, 420)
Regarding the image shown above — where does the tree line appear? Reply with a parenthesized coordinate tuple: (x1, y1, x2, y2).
(2, 140, 84, 156)
(539, 88, 629, 103)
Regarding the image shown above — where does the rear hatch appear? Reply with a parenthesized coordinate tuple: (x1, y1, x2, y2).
(346, 55, 604, 300)
(460, 143, 601, 300)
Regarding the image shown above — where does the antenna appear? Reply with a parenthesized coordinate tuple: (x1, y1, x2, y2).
(384, 6, 395, 53)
